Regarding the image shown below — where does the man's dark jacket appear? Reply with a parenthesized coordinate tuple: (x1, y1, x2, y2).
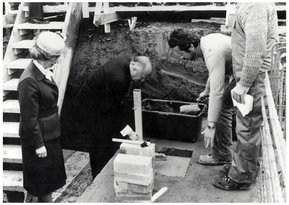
(77, 57, 132, 139)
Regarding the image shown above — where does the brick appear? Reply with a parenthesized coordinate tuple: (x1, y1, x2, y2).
(116, 191, 152, 198)
(114, 179, 154, 194)
(119, 143, 155, 157)
(114, 169, 154, 186)
(114, 154, 152, 175)
(115, 194, 151, 202)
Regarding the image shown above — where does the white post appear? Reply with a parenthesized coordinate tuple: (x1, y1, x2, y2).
(133, 89, 143, 141)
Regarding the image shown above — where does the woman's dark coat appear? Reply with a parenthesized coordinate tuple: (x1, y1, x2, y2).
(17, 62, 66, 196)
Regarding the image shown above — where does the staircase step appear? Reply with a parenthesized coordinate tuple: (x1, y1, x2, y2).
(3, 145, 22, 164)
(17, 22, 64, 30)
(3, 122, 20, 138)
(3, 78, 19, 91)
(7, 58, 32, 70)
(3, 170, 24, 192)
(23, 4, 67, 14)
(12, 40, 34, 50)
(3, 100, 20, 113)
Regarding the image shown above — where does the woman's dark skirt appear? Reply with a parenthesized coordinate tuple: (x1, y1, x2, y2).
(21, 138, 66, 197)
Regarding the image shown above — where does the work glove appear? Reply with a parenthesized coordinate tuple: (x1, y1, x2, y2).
(231, 83, 250, 104)
(196, 89, 209, 102)
(35, 146, 47, 158)
(128, 131, 140, 141)
(202, 122, 216, 148)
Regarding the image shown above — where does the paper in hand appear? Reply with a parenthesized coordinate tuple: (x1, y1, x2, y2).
(231, 92, 253, 117)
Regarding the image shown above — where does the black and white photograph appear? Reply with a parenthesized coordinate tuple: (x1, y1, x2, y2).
(2, 1, 287, 203)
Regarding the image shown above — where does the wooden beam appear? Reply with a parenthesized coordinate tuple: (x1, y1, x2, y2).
(264, 72, 286, 179)
(93, 2, 103, 26)
(261, 96, 284, 202)
(99, 12, 121, 26)
(53, 3, 82, 114)
(23, 4, 67, 13)
(82, 2, 90, 18)
(103, 2, 110, 33)
(133, 89, 143, 141)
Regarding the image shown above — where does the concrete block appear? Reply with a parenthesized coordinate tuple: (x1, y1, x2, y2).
(114, 154, 152, 175)
(114, 169, 154, 186)
(119, 143, 155, 157)
(114, 179, 154, 194)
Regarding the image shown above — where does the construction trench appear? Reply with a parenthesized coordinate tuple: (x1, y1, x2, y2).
(3, 2, 286, 203)
(60, 17, 255, 203)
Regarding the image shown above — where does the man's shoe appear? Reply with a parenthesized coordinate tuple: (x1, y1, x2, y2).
(28, 18, 49, 24)
(219, 164, 231, 176)
(197, 154, 230, 166)
(213, 174, 251, 191)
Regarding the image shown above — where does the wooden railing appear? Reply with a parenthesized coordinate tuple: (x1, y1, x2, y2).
(259, 39, 286, 202)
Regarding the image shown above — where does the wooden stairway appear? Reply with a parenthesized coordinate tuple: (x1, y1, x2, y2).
(2, 2, 84, 202)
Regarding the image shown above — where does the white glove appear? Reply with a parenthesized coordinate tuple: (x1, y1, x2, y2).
(128, 131, 140, 141)
(35, 146, 47, 158)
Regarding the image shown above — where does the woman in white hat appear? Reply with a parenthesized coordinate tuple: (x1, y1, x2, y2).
(17, 31, 66, 202)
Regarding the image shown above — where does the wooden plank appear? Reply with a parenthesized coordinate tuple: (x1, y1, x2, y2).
(52, 151, 90, 202)
(7, 58, 32, 75)
(3, 122, 20, 138)
(23, 4, 67, 13)
(3, 145, 22, 164)
(82, 2, 90, 18)
(260, 123, 274, 203)
(98, 12, 121, 26)
(3, 170, 24, 192)
(264, 72, 286, 179)
(261, 97, 284, 202)
(103, 2, 110, 33)
(17, 21, 64, 30)
(3, 100, 20, 113)
(53, 3, 82, 114)
(12, 40, 34, 49)
(93, 2, 103, 26)
(133, 89, 143, 141)
(191, 18, 224, 24)
(3, 78, 19, 91)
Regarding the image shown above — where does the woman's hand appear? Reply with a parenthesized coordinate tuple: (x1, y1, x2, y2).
(35, 146, 47, 158)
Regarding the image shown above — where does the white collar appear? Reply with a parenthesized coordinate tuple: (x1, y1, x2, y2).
(33, 60, 53, 81)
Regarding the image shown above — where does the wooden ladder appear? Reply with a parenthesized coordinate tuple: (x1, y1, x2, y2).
(2, 2, 87, 202)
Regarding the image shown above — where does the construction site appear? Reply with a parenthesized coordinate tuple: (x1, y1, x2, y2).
(2, 2, 287, 203)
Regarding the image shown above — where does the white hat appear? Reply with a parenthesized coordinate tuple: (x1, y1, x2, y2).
(36, 31, 65, 56)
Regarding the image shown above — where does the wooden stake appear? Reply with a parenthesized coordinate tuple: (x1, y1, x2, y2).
(82, 2, 90, 18)
(133, 89, 143, 141)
